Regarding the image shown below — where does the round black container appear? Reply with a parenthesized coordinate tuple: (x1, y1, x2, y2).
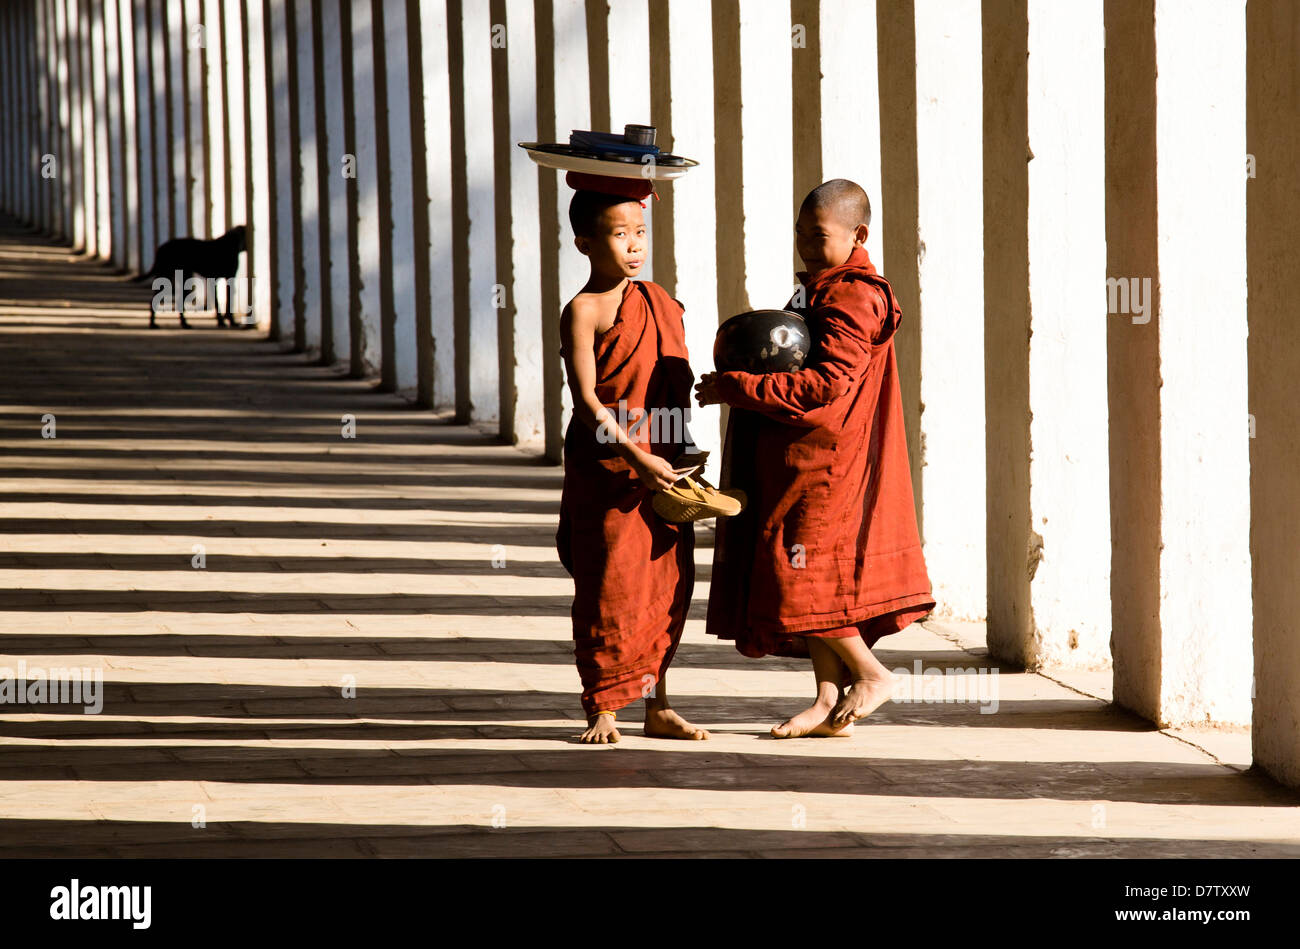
(713, 309, 810, 374)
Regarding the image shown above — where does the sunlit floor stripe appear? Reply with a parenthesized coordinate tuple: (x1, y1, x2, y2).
(0, 781, 1293, 844)
(0, 503, 558, 526)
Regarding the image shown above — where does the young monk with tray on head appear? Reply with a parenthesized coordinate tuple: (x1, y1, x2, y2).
(556, 171, 716, 744)
(696, 178, 936, 738)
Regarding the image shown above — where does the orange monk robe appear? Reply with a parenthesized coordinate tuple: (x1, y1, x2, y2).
(557, 280, 697, 715)
(706, 247, 935, 658)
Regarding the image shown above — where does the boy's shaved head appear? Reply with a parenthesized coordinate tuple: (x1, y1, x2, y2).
(569, 190, 639, 238)
(801, 178, 871, 230)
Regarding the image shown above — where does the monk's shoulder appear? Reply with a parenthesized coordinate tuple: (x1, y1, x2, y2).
(635, 280, 685, 316)
(818, 271, 887, 311)
(565, 291, 602, 325)
(816, 273, 890, 332)
(564, 291, 590, 314)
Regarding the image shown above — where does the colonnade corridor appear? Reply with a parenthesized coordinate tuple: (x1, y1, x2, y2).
(1, 216, 1296, 858)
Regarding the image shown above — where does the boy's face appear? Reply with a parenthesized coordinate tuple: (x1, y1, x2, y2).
(795, 203, 867, 278)
(576, 201, 646, 279)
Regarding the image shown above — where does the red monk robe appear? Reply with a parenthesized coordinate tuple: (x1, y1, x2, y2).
(707, 246, 934, 658)
(557, 279, 697, 715)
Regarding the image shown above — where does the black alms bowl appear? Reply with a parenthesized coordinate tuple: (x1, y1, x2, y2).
(713, 309, 810, 374)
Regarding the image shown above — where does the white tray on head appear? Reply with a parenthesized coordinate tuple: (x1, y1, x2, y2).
(519, 142, 699, 180)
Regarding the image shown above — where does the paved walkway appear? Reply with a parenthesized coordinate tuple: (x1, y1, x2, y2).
(1, 218, 1297, 858)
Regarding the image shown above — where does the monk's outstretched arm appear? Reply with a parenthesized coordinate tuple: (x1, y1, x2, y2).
(560, 301, 680, 490)
(714, 287, 882, 427)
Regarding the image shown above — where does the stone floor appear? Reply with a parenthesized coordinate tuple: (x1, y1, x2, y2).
(1, 218, 1298, 858)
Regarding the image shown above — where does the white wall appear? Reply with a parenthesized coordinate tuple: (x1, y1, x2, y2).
(913, 0, 986, 621)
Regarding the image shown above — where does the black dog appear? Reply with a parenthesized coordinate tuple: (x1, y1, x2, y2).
(138, 225, 248, 329)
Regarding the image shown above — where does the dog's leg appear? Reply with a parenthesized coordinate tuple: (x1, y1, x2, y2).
(148, 261, 160, 328)
(178, 276, 190, 329)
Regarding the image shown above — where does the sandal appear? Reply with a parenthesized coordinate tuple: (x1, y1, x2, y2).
(653, 472, 745, 523)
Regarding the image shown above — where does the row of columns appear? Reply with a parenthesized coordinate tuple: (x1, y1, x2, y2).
(0, 0, 1296, 784)
(0, 0, 448, 386)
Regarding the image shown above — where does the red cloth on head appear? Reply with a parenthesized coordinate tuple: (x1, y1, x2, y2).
(706, 247, 935, 659)
(565, 171, 656, 205)
(557, 280, 696, 716)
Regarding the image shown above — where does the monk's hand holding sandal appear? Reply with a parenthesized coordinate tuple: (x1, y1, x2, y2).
(630, 452, 680, 491)
(651, 450, 746, 524)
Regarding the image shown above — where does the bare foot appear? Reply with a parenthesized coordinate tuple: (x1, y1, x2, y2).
(579, 714, 620, 744)
(829, 676, 894, 728)
(770, 700, 855, 738)
(644, 707, 709, 740)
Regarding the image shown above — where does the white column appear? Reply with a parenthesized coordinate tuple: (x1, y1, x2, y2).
(35, 0, 50, 232)
(738, 0, 793, 310)
(48, 0, 63, 235)
(79, 0, 98, 253)
(91, 0, 112, 257)
(382, 0, 419, 392)
(4, 5, 14, 216)
(116, 0, 142, 271)
(146, 0, 170, 244)
(293, 0, 321, 353)
(269, 0, 294, 340)
(54, 0, 74, 238)
(350, 0, 382, 372)
(166, 0, 188, 239)
(666, 0, 720, 478)
(52, 0, 69, 237)
(103, 0, 128, 265)
(4, 4, 14, 216)
(15, 0, 26, 221)
(246, 0, 273, 330)
(39, 0, 54, 230)
(27, 0, 41, 229)
(51, 0, 66, 234)
(26, 0, 36, 224)
(321, 0, 350, 360)
(462, 0, 497, 419)
(47, 0, 62, 235)
(18, 2, 33, 225)
(182, 0, 205, 237)
(419, 0, 453, 406)
(129, 0, 154, 264)
(8, 1, 18, 215)
(223, 0, 247, 315)
(202, 0, 225, 237)
(64, 0, 85, 248)
(3, 3, 16, 219)
(3, 4, 12, 215)
(0, 5, 8, 214)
